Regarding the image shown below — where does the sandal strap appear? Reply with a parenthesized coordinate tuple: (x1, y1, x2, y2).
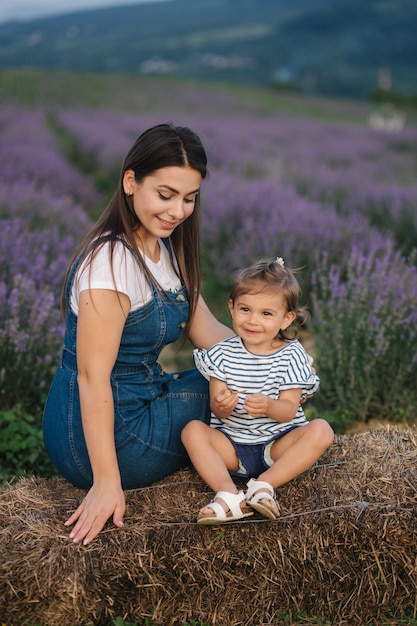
(215, 490, 246, 517)
(246, 479, 275, 504)
(204, 490, 245, 519)
(203, 500, 229, 520)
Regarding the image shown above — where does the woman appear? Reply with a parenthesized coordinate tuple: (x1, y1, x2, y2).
(43, 123, 232, 544)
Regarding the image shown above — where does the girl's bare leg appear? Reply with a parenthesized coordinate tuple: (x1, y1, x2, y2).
(181, 420, 241, 516)
(254, 418, 334, 512)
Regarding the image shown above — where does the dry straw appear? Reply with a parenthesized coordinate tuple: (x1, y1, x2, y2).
(1, 426, 417, 626)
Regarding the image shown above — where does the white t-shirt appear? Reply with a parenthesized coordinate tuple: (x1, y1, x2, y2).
(70, 238, 182, 314)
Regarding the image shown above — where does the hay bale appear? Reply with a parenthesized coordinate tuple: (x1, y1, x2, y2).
(1, 426, 417, 626)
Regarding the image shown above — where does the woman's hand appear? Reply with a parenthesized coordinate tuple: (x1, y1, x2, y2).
(64, 480, 126, 545)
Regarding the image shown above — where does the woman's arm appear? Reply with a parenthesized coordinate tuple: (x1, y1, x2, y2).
(64, 288, 130, 545)
(187, 295, 233, 349)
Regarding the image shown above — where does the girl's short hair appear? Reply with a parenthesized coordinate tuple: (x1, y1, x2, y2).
(229, 257, 310, 339)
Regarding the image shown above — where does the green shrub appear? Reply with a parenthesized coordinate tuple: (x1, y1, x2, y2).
(0, 405, 57, 482)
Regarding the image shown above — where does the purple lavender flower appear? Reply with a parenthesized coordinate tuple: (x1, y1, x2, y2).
(311, 243, 417, 425)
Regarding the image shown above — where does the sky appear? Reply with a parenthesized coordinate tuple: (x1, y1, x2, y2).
(0, 0, 170, 24)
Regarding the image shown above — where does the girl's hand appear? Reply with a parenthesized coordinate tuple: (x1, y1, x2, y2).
(64, 480, 125, 545)
(212, 387, 240, 413)
(243, 392, 269, 417)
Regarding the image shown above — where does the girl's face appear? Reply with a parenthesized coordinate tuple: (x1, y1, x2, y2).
(228, 290, 296, 354)
(123, 166, 201, 249)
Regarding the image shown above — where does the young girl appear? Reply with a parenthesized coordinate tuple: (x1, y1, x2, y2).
(42, 123, 233, 545)
(181, 257, 334, 525)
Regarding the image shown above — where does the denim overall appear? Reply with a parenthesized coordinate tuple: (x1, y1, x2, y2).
(42, 247, 210, 489)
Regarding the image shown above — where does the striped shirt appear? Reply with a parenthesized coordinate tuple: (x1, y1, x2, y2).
(193, 335, 319, 444)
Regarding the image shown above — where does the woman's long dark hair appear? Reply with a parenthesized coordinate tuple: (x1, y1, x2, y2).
(61, 123, 208, 336)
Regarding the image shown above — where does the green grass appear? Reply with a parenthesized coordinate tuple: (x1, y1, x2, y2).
(0, 67, 371, 123)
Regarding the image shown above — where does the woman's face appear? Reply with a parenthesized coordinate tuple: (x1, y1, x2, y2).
(124, 166, 201, 244)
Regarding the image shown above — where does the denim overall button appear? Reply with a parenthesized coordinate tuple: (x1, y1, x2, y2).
(176, 293, 186, 302)
(179, 321, 186, 328)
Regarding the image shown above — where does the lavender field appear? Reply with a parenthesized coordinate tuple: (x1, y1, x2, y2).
(1, 76, 417, 440)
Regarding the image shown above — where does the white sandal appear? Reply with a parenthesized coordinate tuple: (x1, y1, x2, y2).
(197, 490, 254, 525)
(245, 478, 279, 520)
